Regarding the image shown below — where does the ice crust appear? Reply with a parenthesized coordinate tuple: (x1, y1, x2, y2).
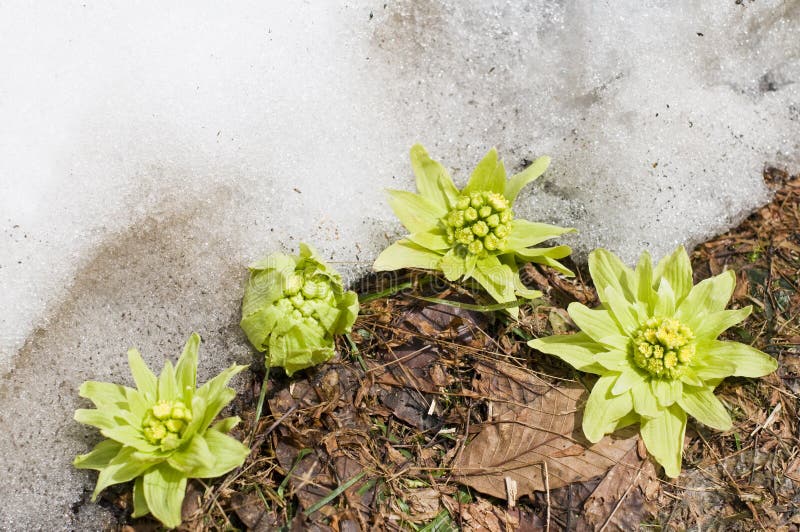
(0, 1, 798, 528)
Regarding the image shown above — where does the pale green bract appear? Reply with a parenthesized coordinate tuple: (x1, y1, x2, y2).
(73, 333, 250, 528)
(528, 246, 778, 477)
(240, 243, 359, 376)
(373, 144, 575, 317)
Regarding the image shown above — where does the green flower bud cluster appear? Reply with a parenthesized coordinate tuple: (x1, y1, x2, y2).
(443, 191, 514, 255)
(142, 400, 193, 450)
(632, 317, 696, 379)
(275, 272, 334, 323)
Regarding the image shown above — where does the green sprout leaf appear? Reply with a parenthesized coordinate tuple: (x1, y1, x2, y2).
(74, 333, 250, 528)
(240, 242, 359, 376)
(374, 144, 576, 317)
(529, 246, 777, 477)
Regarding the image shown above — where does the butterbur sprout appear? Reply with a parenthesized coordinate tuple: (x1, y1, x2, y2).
(240, 242, 359, 375)
(529, 246, 777, 477)
(73, 333, 250, 528)
(374, 144, 575, 317)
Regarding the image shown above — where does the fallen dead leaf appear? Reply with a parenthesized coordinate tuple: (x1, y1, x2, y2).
(454, 359, 637, 498)
(582, 438, 658, 531)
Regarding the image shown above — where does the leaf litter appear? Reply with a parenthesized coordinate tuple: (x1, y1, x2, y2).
(109, 168, 799, 530)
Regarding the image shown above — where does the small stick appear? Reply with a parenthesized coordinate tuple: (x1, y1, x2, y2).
(599, 463, 643, 532)
(751, 402, 782, 437)
(543, 461, 551, 532)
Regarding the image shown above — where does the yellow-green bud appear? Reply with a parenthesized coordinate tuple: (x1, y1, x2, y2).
(632, 317, 695, 379)
(142, 399, 193, 448)
(442, 191, 514, 255)
(493, 225, 510, 239)
(472, 220, 489, 237)
(151, 401, 172, 420)
(455, 228, 474, 244)
(467, 240, 484, 255)
(283, 273, 304, 296)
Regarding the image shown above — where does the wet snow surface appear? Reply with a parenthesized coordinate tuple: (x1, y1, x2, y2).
(0, 1, 798, 528)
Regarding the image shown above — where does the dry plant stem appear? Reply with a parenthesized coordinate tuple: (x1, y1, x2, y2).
(543, 460, 551, 532)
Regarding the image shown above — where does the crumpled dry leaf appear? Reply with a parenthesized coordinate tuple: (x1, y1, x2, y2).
(454, 359, 637, 498)
(582, 438, 658, 531)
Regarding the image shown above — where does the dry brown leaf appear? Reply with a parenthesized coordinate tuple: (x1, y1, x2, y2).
(454, 359, 637, 498)
(582, 438, 658, 531)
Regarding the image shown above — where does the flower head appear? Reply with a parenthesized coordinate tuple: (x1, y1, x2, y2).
(240, 243, 359, 375)
(73, 333, 250, 528)
(374, 144, 576, 317)
(528, 246, 777, 477)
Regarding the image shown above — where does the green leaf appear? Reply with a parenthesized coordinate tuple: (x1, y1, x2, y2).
(567, 303, 623, 342)
(651, 378, 682, 407)
(507, 219, 576, 250)
(73, 439, 123, 471)
(333, 290, 360, 335)
(158, 360, 178, 402)
(195, 363, 247, 431)
(692, 353, 737, 380)
(91, 446, 158, 501)
(631, 379, 660, 418)
(386, 189, 446, 234)
(700, 340, 777, 378)
(211, 416, 241, 434)
(693, 307, 751, 340)
(527, 254, 575, 276)
(100, 424, 159, 453)
(593, 350, 630, 371)
(640, 404, 686, 478)
(612, 368, 646, 395)
(471, 256, 517, 311)
(678, 386, 732, 431)
(582, 374, 633, 442)
(128, 348, 157, 402)
(440, 249, 466, 281)
(407, 228, 451, 251)
(79, 381, 130, 409)
(373, 239, 442, 272)
(175, 333, 199, 405)
(167, 433, 216, 476)
(514, 244, 572, 261)
(676, 270, 736, 329)
(603, 285, 639, 335)
(597, 334, 630, 352)
(679, 367, 705, 387)
(463, 148, 504, 195)
(505, 155, 550, 203)
(190, 428, 251, 479)
(143, 463, 188, 529)
(125, 388, 150, 421)
(241, 269, 284, 319)
(132, 476, 150, 518)
(635, 251, 656, 312)
(653, 278, 676, 317)
(248, 251, 296, 273)
(654, 246, 693, 303)
(410, 144, 459, 210)
(513, 273, 542, 300)
(588, 248, 637, 304)
(528, 332, 606, 374)
(74, 409, 121, 432)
